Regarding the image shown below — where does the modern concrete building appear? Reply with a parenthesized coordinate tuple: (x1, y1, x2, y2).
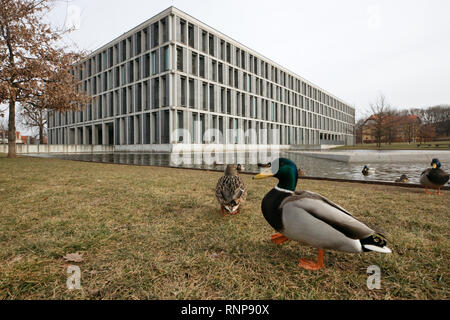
(47, 6, 356, 151)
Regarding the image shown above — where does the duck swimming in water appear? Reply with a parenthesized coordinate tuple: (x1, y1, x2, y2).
(362, 165, 375, 176)
(395, 174, 409, 183)
(254, 158, 391, 270)
(420, 159, 449, 195)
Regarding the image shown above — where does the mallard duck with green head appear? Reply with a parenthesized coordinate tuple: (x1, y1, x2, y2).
(420, 158, 449, 195)
(215, 164, 247, 215)
(254, 158, 391, 270)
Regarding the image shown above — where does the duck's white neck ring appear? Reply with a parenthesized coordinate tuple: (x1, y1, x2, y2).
(275, 186, 295, 194)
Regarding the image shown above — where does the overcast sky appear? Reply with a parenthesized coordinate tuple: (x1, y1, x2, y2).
(46, 0, 450, 120)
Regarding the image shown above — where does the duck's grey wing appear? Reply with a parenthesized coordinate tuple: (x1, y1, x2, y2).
(280, 191, 374, 239)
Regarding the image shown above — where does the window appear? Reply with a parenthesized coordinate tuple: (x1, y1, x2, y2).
(226, 43, 231, 63)
(136, 32, 141, 55)
(108, 47, 113, 68)
(191, 52, 197, 75)
(153, 112, 159, 144)
(136, 83, 142, 112)
(162, 111, 170, 144)
(189, 79, 195, 107)
(202, 82, 207, 110)
(128, 61, 134, 83)
(199, 55, 205, 78)
(209, 85, 215, 111)
(179, 19, 186, 43)
(143, 81, 149, 110)
(108, 70, 113, 90)
(211, 60, 216, 81)
(226, 89, 231, 114)
(136, 58, 141, 80)
(127, 37, 133, 59)
(144, 28, 149, 51)
(121, 65, 126, 85)
(161, 18, 168, 43)
(201, 31, 207, 53)
(144, 54, 150, 78)
(121, 40, 126, 62)
(114, 44, 119, 65)
(97, 54, 102, 73)
(121, 88, 127, 114)
(176, 46, 183, 71)
(151, 51, 157, 75)
(177, 111, 184, 130)
(128, 86, 134, 113)
(115, 67, 120, 87)
(162, 75, 168, 106)
(209, 35, 215, 56)
(180, 77, 186, 106)
(162, 46, 170, 71)
(242, 94, 246, 117)
(250, 96, 255, 118)
(152, 78, 159, 108)
(218, 63, 223, 84)
(220, 88, 225, 113)
(220, 40, 225, 60)
(102, 51, 107, 70)
(192, 113, 198, 143)
(152, 22, 159, 48)
(188, 24, 194, 48)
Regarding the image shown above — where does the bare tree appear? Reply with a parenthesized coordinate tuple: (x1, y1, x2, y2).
(384, 112, 400, 145)
(17, 103, 47, 143)
(368, 94, 395, 148)
(419, 124, 436, 143)
(401, 116, 420, 144)
(354, 118, 365, 144)
(0, 0, 90, 158)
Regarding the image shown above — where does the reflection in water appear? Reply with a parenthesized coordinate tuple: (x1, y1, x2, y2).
(32, 152, 433, 184)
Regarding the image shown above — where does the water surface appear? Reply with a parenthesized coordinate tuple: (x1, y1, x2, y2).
(31, 151, 439, 185)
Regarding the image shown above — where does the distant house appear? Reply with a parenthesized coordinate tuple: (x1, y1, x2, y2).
(362, 114, 421, 144)
(0, 130, 22, 144)
(0, 131, 47, 145)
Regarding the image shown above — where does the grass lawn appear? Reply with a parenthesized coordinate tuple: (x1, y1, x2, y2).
(333, 141, 450, 150)
(0, 155, 449, 300)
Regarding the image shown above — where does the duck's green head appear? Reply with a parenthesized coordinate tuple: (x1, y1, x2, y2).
(431, 158, 441, 169)
(253, 158, 298, 191)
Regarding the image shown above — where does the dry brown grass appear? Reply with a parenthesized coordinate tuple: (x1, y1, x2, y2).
(0, 155, 449, 299)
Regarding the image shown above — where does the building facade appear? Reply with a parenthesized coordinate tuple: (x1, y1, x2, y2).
(48, 7, 356, 151)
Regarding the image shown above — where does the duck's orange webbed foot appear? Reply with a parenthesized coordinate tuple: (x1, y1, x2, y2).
(270, 233, 289, 244)
(425, 188, 432, 194)
(437, 188, 443, 196)
(298, 249, 325, 271)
